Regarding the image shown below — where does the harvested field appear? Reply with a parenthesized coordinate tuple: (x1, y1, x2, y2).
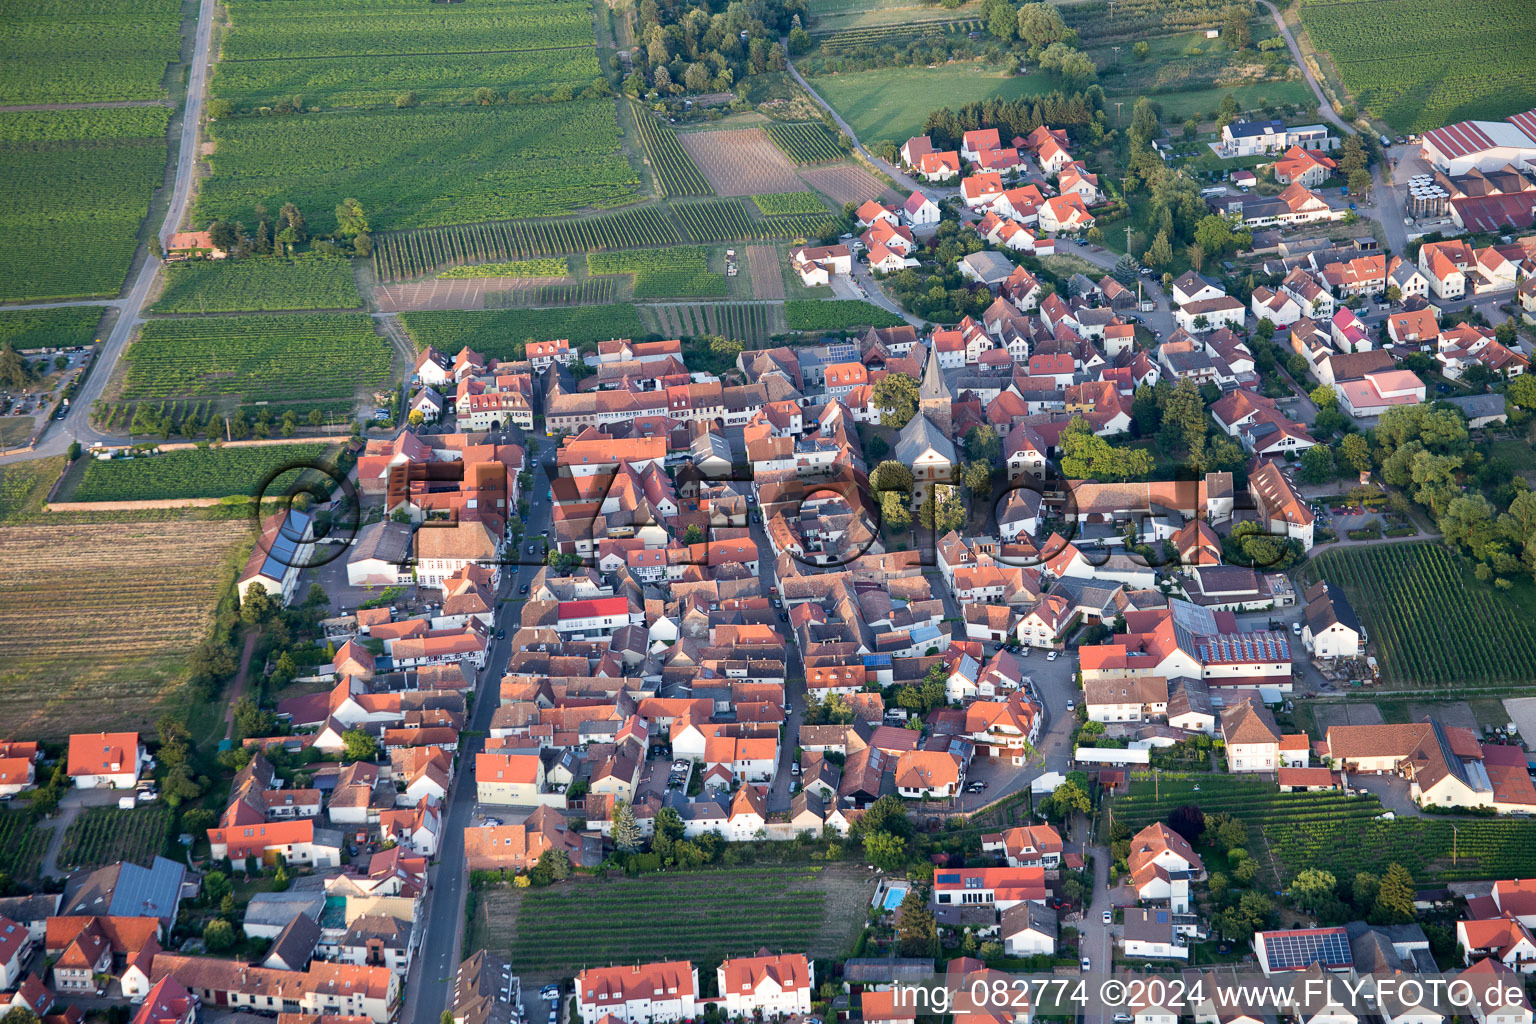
(0, 519, 248, 737)
(800, 163, 897, 206)
(677, 128, 804, 195)
(374, 276, 570, 312)
(746, 245, 785, 300)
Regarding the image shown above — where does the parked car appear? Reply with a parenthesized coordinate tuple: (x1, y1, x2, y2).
(1292, 622, 1303, 635)
(1103, 910, 1112, 924)
(1046, 650, 1059, 661)
(1065, 699, 1076, 711)
(1080, 958, 1091, 972)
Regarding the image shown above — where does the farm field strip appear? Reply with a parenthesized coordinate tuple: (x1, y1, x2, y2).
(0, 308, 104, 351)
(152, 255, 362, 312)
(631, 104, 713, 197)
(751, 192, 831, 216)
(484, 279, 618, 307)
(1306, 543, 1536, 686)
(69, 443, 333, 502)
(437, 258, 570, 279)
(786, 299, 904, 330)
(373, 207, 681, 282)
(120, 314, 391, 405)
(0, 0, 183, 105)
(0, 519, 249, 737)
(0, 106, 171, 303)
(588, 247, 726, 298)
(674, 199, 836, 243)
(799, 163, 893, 205)
(764, 121, 846, 163)
(399, 304, 646, 358)
(677, 127, 806, 195)
(640, 302, 784, 344)
(745, 245, 786, 300)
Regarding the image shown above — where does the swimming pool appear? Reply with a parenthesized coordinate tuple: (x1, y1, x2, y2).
(878, 883, 908, 910)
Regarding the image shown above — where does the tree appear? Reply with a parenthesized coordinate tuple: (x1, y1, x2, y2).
(1053, 778, 1092, 816)
(277, 203, 307, 244)
(1144, 229, 1173, 269)
(1135, 40, 1151, 59)
(203, 918, 236, 953)
(682, 523, 704, 545)
(987, 0, 1017, 41)
(334, 198, 368, 237)
(919, 485, 966, 534)
(863, 830, 908, 872)
(530, 849, 572, 884)
(611, 801, 642, 852)
(1217, 93, 1240, 128)
(1507, 374, 1536, 410)
(1373, 863, 1416, 923)
(1222, 6, 1250, 49)
(1059, 417, 1153, 481)
(1310, 384, 1339, 410)
(1347, 168, 1373, 196)
(1167, 804, 1206, 843)
(1289, 867, 1339, 914)
(341, 729, 377, 762)
(965, 424, 1001, 463)
(1187, 243, 1205, 273)
(1129, 97, 1161, 149)
(872, 372, 920, 427)
(1299, 444, 1335, 484)
(0, 344, 34, 390)
(1194, 214, 1235, 256)
(233, 698, 276, 741)
(896, 888, 937, 957)
(1016, 2, 1070, 48)
(239, 585, 275, 625)
(1339, 433, 1372, 474)
(880, 490, 913, 532)
(1182, 117, 1198, 139)
(1112, 252, 1138, 286)
(787, 26, 812, 52)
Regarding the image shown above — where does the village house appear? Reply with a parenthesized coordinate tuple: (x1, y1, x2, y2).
(67, 732, 143, 790)
(576, 961, 699, 1024)
(714, 954, 812, 1018)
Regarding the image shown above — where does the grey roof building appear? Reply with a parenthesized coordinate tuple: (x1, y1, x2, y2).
(894, 414, 957, 469)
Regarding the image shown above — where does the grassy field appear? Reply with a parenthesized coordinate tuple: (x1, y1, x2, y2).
(1301, 543, 1536, 687)
(471, 863, 875, 981)
(119, 314, 391, 408)
(0, 107, 170, 302)
(0, 0, 182, 105)
(67, 443, 333, 502)
(1297, 0, 1536, 132)
(806, 0, 987, 33)
(153, 255, 363, 313)
(0, 308, 104, 352)
(0, 457, 64, 523)
(0, 517, 248, 737)
(398, 304, 645, 358)
(58, 805, 173, 870)
(807, 65, 1055, 144)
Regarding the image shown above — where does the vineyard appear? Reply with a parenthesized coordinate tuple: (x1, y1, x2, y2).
(786, 299, 904, 331)
(1297, 0, 1536, 132)
(58, 805, 173, 870)
(473, 864, 873, 977)
(0, 518, 249, 736)
(588, 247, 726, 298)
(0, 0, 182, 105)
(1111, 776, 1385, 832)
(641, 303, 786, 345)
(437, 258, 570, 279)
(153, 255, 362, 313)
(484, 280, 618, 307)
(631, 105, 713, 197)
(751, 192, 831, 216)
(372, 207, 680, 282)
(675, 199, 837, 242)
(69, 443, 332, 502)
(0, 307, 103, 352)
(1264, 817, 1536, 882)
(0, 811, 46, 882)
(197, 101, 639, 235)
(0, 107, 170, 303)
(399, 304, 645, 358)
(763, 121, 847, 163)
(1303, 543, 1536, 686)
(120, 314, 391, 406)
(815, 20, 978, 54)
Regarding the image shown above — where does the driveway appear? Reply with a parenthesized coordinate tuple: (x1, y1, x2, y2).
(1348, 773, 1420, 816)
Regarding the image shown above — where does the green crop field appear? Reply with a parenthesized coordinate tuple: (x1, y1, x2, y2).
(399, 304, 646, 359)
(197, 102, 640, 235)
(69, 443, 332, 502)
(807, 65, 1055, 144)
(1298, 0, 1536, 132)
(120, 314, 391, 406)
(373, 207, 681, 282)
(484, 280, 618, 307)
(764, 122, 846, 164)
(588, 247, 726, 298)
(0, 308, 104, 352)
(751, 192, 831, 216)
(675, 199, 838, 243)
(437, 258, 570, 279)
(631, 105, 713, 197)
(58, 805, 172, 870)
(0, 107, 170, 303)
(1302, 543, 1536, 686)
(472, 864, 874, 978)
(787, 299, 904, 331)
(212, 0, 599, 109)
(152, 255, 362, 313)
(0, 0, 182, 105)
(642, 302, 786, 345)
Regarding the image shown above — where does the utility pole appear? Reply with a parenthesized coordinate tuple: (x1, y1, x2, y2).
(1107, 0, 1115, 19)
(1112, 45, 1121, 66)
(1115, 100, 1123, 125)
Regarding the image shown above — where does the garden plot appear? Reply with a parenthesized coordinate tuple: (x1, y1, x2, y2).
(800, 163, 897, 206)
(677, 128, 805, 195)
(746, 245, 785, 300)
(59, 805, 173, 870)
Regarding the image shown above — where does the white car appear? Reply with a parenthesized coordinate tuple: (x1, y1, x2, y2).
(1065, 699, 1076, 711)
(1046, 651, 1059, 661)
(1103, 910, 1112, 924)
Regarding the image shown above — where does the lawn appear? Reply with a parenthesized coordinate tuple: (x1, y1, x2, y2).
(808, 65, 1056, 145)
(1130, 79, 1317, 124)
(58, 805, 173, 870)
(0, 517, 249, 737)
(1297, 0, 1536, 132)
(470, 863, 875, 981)
(1300, 542, 1536, 687)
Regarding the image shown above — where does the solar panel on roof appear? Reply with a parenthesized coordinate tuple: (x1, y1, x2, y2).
(1262, 929, 1351, 971)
